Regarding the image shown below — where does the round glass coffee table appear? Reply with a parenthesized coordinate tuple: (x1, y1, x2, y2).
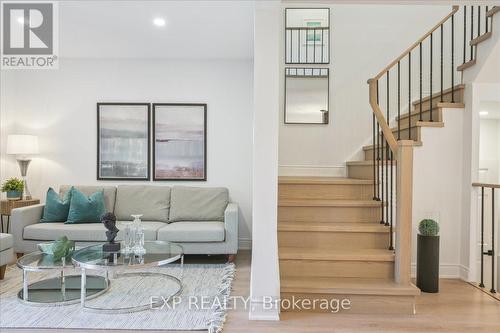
(71, 241, 184, 313)
(16, 252, 108, 305)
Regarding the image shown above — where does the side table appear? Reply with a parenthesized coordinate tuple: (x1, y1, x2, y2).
(1, 199, 40, 233)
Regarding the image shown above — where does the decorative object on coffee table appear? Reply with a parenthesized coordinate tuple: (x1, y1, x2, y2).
(416, 218, 440, 293)
(1, 177, 24, 200)
(0, 198, 40, 233)
(52, 236, 75, 261)
(101, 212, 120, 252)
(153, 103, 207, 181)
(6, 134, 39, 200)
(97, 103, 151, 181)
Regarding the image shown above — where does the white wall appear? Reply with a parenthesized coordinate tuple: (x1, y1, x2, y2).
(0, 58, 254, 248)
(279, 5, 453, 176)
(411, 107, 466, 278)
(249, 1, 281, 321)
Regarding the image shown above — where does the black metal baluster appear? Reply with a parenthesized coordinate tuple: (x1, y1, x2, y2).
(440, 24, 444, 102)
(398, 61, 401, 139)
(491, 188, 496, 293)
(389, 148, 394, 250)
(430, 33, 434, 121)
(372, 113, 377, 200)
(480, 186, 485, 288)
(409, 52, 412, 140)
(463, 6, 467, 65)
(486, 6, 489, 33)
(386, 71, 390, 227)
(381, 135, 385, 225)
(376, 123, 380, 201)
(471, 6, 474, 61)
(419, 42, 423, 121)
(313, 28, 316, 63)
(478, 6, 481, 37)
(451, 13, 455, 102)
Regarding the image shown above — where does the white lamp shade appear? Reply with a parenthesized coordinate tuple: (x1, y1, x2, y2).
(6, 135, 39, 155)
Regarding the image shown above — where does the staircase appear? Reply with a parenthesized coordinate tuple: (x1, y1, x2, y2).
(278, 5, 499, 314)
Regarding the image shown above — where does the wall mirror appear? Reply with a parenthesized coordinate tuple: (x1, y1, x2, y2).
(285, 8, 330, 64)
(284, 67, 329, 124)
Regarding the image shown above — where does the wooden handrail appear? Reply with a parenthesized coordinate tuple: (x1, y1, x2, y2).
(472, 182, 500, 189)
(371, 6, 459, 81)
(369, 80, 398, 155)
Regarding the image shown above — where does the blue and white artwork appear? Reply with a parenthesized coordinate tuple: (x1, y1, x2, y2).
(153, 104, 206, 180)
(98, 103, 150, 180)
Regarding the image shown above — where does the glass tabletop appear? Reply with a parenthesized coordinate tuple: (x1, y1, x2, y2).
(71, 241, 183, 270)
(17, 251, 72, 271)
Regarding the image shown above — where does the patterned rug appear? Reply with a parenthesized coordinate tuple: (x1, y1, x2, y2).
(0, 263, 235, 332)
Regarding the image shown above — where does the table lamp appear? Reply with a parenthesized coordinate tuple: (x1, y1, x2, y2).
(6, 135, 39, 200)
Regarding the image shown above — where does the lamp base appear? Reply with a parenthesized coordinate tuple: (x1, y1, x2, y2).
(16, 159, 32, 200)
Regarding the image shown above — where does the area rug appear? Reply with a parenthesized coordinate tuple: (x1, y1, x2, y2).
(0, 263, 235, 332)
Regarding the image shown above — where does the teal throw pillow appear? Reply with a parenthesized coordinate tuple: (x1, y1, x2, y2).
(40, 187, 73, 222)
(65, 188, 106, 224)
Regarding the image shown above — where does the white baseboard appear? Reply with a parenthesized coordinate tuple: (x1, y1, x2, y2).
(239, 238, 252, 250)
(278, 165, 345, 177)
(411, 263, 464, 279)
(459, 265, 470, 281)
(248, 300, 280, 321)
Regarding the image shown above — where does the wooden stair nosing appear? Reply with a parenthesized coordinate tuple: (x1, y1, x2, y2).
(470, 31, 493, 46)
(363, 141, 422, 151)
(279, 247, 395, 262)
(278, 176, 373, 185)
(281, 277, 420, 296)
(457, 59, 476, 71)
(412, 84, 465, 106)
(278, 222, 390, 233)
(278, 199, 383, 208)
(397, 102, 464, 121)
(346, 160, 396, 166)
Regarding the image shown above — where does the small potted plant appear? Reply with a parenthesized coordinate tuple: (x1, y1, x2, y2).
(416, 219, 440, 293)
(1, 177, 24, 200)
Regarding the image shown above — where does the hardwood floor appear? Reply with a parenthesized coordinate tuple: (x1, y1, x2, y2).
(2, 251, 500, 333)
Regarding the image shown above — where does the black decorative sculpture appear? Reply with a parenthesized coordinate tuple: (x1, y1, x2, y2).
(101, 212, 120, 252)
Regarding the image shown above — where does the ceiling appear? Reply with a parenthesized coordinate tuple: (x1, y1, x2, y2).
(58, 1, 254, 59)
(480, 101, 500, 120)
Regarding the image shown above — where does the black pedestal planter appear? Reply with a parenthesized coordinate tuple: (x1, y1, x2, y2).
(416, 234, 440, 293)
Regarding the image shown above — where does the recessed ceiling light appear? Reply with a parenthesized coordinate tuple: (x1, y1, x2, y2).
(153, 17, 166, 27)
(479, 111, 489, 116)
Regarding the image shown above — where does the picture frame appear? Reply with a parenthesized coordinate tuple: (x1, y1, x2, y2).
(97, 103, 150, 180)
(153, 103, 207, 181)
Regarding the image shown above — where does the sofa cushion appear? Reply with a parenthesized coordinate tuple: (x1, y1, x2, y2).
(23, 221, 164, 242)
(169, 186, 229, 222)
(41, 187, 72, 222)
(0, 233, 13, 251)
(66, 188, 106, 224)
(60, 185, 117, 213)
(114, 185, 170, 222)
(157, 221, 225, 242)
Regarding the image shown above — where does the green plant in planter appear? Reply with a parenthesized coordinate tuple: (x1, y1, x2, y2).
(1, 177, 24, 199)
(418, 219, 439, 236)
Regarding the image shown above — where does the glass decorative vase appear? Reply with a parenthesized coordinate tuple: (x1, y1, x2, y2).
(131, 214, 146, 255)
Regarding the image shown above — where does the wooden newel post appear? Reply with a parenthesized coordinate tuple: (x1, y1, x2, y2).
(395, 140, 414, 285)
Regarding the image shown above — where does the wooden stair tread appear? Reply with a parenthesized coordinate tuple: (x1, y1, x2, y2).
(278, 222, 389, 233)
(346, 160, 396, 166)
(363, 141, 422, 151)
(412, 84, 464, 105)
(457, 59, 476, 71)
(386, 121, 444, 133)
(279, 247, 394, 261)
(470, 31, 492, 46)
(279, 199, 382, 207)
(397, 102, 464, 121)
(281, 277, 420, 296)
(278, 176, 373, 185)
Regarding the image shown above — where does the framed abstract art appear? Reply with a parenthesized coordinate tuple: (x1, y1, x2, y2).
(153, 103, 207, 181)
(97, 103, 150, 180)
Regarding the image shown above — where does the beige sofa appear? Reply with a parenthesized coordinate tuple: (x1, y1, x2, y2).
(0, 233, 14, 279)
(11, 185, 238, 260)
